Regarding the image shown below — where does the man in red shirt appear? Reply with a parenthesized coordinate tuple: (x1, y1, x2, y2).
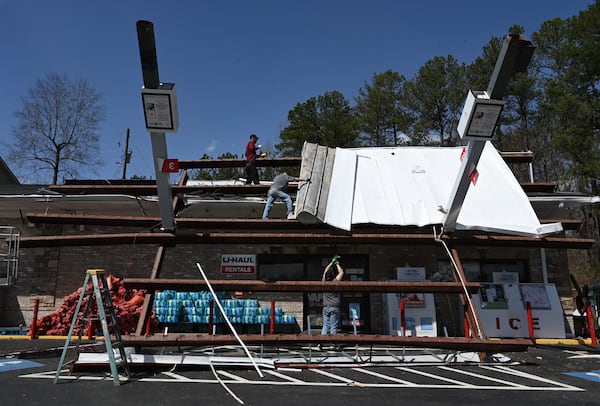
(245, 134, 261, 184)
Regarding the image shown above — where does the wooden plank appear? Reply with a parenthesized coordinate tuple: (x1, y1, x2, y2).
(304, 145, 328, 215)
(295, 142, 317, 216)
(317, 146, 335, 220)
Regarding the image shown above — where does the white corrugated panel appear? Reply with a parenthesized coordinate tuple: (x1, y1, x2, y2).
(323, 142, 561, 237)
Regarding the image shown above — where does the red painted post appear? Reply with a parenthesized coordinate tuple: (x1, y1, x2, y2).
(526, 301, 534, 341)
(399, 299, 405, 337)
(270, 300, 275, 334)
(208, 300, 214, 335)
(586, 303, 597, 345)
(87, 315, 94, 340)
(29, 298, 39, 339)
(87, 297, 95, 340)
(145, 316, 152, 336)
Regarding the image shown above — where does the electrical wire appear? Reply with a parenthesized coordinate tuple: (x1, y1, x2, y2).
(208, 359, 244, 405)
(195, 263, 264, 378)
(433, 226, 483, 339)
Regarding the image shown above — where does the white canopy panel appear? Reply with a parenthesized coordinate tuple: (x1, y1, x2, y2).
(322, 142, 562, 237)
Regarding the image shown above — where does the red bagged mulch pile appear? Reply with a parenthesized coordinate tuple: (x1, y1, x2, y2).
(36, 275, 157, 336)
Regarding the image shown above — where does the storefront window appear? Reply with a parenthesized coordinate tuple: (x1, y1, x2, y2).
(437, 259, 528, 283)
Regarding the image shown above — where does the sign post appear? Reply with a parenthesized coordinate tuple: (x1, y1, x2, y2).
(136, 20, 177, 231)
(443, 34, 535, 232)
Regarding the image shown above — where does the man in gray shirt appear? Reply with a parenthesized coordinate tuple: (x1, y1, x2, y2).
(262, 172, 306, 219)
(321, 256, 344, 336)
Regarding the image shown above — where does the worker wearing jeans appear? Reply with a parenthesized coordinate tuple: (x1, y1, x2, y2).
(321, 257, 344, 335)
(262, 172, 305, 219)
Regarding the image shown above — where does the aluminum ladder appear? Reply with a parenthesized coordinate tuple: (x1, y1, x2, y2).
(54, 269, 130, 385)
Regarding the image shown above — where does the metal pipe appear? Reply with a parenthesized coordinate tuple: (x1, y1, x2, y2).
(29, 298, 39, 339)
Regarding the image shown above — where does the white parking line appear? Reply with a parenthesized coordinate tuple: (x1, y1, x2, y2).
(439, 366, 527, 388)
(312, 368, 357, 384)
(162, 371, 193, 381)
(264, 369, 304, 383)
(217, 370, 250, 382)
(396, 366, 475, 387)
(354, 367, 417, 386)
(480, 365, 585, 391)
(18, 364, 585, 392)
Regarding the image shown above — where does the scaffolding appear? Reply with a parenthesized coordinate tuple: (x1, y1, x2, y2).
(0, 226, 19, 286)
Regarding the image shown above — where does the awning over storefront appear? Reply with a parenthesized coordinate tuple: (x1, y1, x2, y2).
(296, 142, 563, 237)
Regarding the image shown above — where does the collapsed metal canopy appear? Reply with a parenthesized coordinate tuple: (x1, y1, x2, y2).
(296, 142, 564, 237)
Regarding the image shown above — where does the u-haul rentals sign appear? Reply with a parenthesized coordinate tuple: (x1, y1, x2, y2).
(221, 254, 256, 274)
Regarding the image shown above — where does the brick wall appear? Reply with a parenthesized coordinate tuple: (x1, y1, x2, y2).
(0, 219, 573, 337)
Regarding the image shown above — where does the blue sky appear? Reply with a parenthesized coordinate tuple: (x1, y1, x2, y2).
(0, 0, 594, 182)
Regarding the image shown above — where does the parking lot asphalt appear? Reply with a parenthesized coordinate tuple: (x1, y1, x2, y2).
(1, 336, 600, 406)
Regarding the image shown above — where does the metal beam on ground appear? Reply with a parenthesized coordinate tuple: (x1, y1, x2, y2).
(120, 334, 532, 353)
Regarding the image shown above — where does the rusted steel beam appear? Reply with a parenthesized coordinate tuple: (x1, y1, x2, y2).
(47, 184, 296, 195)
(19, 232, 176, 248)
(25, 213, 162, 227)
(190, 232, 595, 249)
(499, 151, 534, 164)
(136, 245, 168, 336)
(26, 212, 584, 233)
(520, 182, 557, 193)
(24, 213, 326, 230)
(178, 157, 301, 169)
(122, 278, 481, 293)
(60, 154, 522, 172)
(47, 182, 553, 196)
(120, 333, 531, 352)
(18, 230, 596, 249)
(451, 248, 486, 340)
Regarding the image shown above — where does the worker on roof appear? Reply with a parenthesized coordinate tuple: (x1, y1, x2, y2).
(245, 134, 261, 185)
(262, 172, 306, 220)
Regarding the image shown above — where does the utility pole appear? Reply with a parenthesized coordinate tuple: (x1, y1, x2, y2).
(121, 128, 131, 180)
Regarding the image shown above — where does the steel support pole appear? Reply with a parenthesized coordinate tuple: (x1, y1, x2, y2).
(443, 34, 535, 232)
(150, 132, 176, 230)
(136, 20, 176, 231)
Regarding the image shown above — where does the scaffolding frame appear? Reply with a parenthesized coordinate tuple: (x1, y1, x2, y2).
(0, 226, 19, 286)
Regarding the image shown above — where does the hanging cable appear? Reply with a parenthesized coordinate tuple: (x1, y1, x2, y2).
(208, 358, 245, 405)
(196, 263, 264, 378)
(433, 226, 483, 339)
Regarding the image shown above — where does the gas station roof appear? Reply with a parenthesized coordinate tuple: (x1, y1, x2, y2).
(298, 142, 564, 237)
